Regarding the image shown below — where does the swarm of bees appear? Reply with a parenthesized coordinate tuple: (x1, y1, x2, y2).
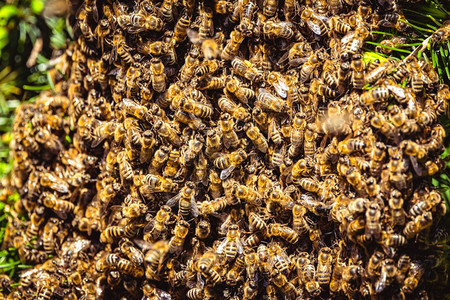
(1, 0, 449, 299)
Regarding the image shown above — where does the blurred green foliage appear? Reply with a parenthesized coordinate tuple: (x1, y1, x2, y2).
(0, 0, 70, 280)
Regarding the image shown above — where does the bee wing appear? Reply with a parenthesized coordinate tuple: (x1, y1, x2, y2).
(273, 79, 289, 99)
(50, 181, 70, 194)
(130, 247, 144, 265)
(166, 193, 181, 208)
(154, 288, 172, 300)
(408, 155, 423, 176)
(386, 84, 405, 100)
(236, 240, 244, 254)
(54, 210, 68, 220)
(375, 269, 387, 293)
(143, 219, 155, 234)
(220, 165, 236, 180)
(216, 238, 228, 254)
(307, 20, 323, 36)
(91, 135, 108, 148)
(187, 29, 202, 44)
(133, 238, 158, 252)
(190, 196, 200, 218)
(288, 57, 308, 67)
(277, 51, 291, 66)
(341, 31, 356, 44)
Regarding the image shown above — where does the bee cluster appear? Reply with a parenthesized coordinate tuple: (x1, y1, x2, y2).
(2, 0, 450, 299)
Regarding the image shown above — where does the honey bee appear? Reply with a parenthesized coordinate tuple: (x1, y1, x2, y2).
(234, 184, 262, 206)
(300, 52, 324, 83)
(159, 0, 174, 22)
(302, 262, 321, 297)
(34, 127, 64, 154)
(200, 39, 221, 61)
(226, 252, 245, 286)
(195, 219, 211, 240)
(222, 29, 245, 61)
(256, 88, 287, 113)
(346, 216, 366, 243)
(117, 150, 133, 185)
(365, 203, 381, 240)
(40, 171, 70, 194)
(193, 74, 227, 90)
(291, 204, 310, 236)
(144, 240, 170, 280)
(174, 110, 206, 131)
(370, 112, 400, 143)
(42, 218, 59, 254)
(196, 251, 223, 284)
(366, 60, 394, 84)
(409, 190, 442, 217)
(235, 1, 255, 35)
(401, 261, 424, 294)
(219, 113, 239, 149)
(224, 76, 255, 104)
(374, 259, 397, 293)
(388, 189, 406, 226)
(161, 148, 180, 178)
(172, 13, 191, 44)
(153, 118, 182, 147)
(218, 95, 250, 122)
(367, 251, 384, 278)
(301, 7, 328, 36)
(328, 16, 352, 35)
(361, 87, 390, 105)
(378, 231, 406, 250)
(338, 137, 367, 155)
(317, 247, 333, 286)
(231, 57, 263, 82)
(119, 238, 144, 266)
(137, 39, 164, 56)
(196, 59, 221, 78)
(268, 223, 299, 244)
(342, 26, 369, 58)
(168, 219, 190, 254)
(403, 211, 433, 239)
(166, 181, 199, 218)
(179, 97, 213, 119)
(42, 192, 75, 219)
(142, 283, 173, 300)
(350, 54, 365, 90)
(150, 58, 167, 93)
(217, 224, 244, 261)
(199, 5, 214, 40)
(180, 49, 200, 84)
(243, 123, 268, 153)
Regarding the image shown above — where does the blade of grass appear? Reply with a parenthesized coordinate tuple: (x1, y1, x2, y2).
(399, 19, 435, 33)
(440, 45, 450, 80)
(429, 0, 449, 15)
(22, 84, 50, 91)
(426, 14, 442, 27)
(396, 43, 424, 47)
(365, 41, 412, 53)
(46, 71, 56, 94)
(371, 31, 396, 36)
